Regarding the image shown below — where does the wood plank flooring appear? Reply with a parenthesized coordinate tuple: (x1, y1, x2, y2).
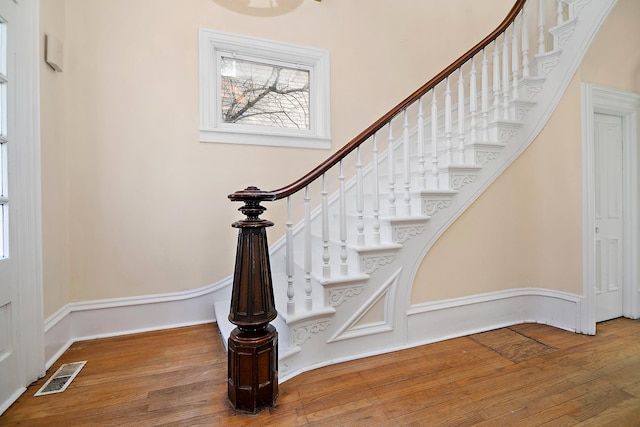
(2, 317, 640, 426)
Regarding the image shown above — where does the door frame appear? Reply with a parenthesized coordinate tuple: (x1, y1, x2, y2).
(0, 0, 43, 414)
(16, 0, 44, 382)
(581, 83, 640, 335)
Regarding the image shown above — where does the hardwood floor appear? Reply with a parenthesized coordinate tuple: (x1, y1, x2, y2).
(2, 318, 640, 426)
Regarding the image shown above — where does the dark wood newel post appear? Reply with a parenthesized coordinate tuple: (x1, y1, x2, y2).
(227, 186, 278, 413)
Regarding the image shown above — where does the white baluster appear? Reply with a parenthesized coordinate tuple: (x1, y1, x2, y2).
(304, 186, 312, 310)
(339, 160, 348, 275)
(538, 0, 546, 54)
(417, 98, 426, 189)
(469, 59, 478, 163)
(321, 174, 330, 279)
(429, 90, 439, 189)
(481, 49, 489, 141)
(372, 134, 381, 245)
(286, 196, 295, 315)
(356, 146, 365, 246)
(522, 7, 530, 79)
(493, 41, 501, 121)
(402, 110, 411, 215)
(387, 123, 396, 216)
(444, 77, 453, 167)
(556, 0, 564, 25)
(502, 34, 510, 120)
(512, 23, 520, 104)
(457, 69, 465, 164)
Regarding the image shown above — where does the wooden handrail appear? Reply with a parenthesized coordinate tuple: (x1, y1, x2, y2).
(226, 0, 530, 412)
(229, 0, 526, 202)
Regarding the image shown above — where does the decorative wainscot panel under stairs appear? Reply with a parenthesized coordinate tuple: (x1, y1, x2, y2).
(215, 0, 617, 385)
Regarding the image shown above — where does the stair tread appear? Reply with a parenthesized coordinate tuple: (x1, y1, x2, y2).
(319, 272, 370, 286)
(418, 189, 458, 196)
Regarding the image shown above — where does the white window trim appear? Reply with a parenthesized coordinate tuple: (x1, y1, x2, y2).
(199, 29, 331, 149)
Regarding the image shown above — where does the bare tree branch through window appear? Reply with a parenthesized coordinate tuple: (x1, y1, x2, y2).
(220, 57, 310, 130)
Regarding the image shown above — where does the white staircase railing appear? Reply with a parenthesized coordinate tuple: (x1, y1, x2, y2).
(223, 0, 615, 382)
(265, 0, 558, 316)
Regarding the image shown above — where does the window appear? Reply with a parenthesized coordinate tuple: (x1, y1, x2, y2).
(0, 16, 7, 259)
(199, 29, 331, 149)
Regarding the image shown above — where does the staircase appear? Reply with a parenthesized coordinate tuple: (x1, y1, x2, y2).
(216, 0, 616, 382)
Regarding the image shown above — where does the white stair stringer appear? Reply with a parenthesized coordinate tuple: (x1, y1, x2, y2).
(418, 189, 457, 217)
(212, 0, 617, 384)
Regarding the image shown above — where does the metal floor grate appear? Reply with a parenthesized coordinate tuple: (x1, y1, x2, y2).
(34, 361, 87, 396)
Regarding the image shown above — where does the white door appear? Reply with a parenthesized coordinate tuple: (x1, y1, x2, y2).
(0, 0, 44, 414)
(0, 0, 23, 411)
(594, 113, 624, 322)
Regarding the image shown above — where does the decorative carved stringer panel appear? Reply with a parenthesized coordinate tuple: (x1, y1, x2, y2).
(327, 268, 401, 343)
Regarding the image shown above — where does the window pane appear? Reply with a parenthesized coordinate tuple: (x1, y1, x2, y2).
(0, 18, 6, 259)
(0, 17, 5, 139)
(220, 57, 310, 130)
(0, 141, 5, 197)
(0, 203, 5, 259)
(0, 82, 5, 138)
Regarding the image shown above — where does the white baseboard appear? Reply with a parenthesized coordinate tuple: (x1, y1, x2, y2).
(43, 283, 583, 380)
(276, 288, 584, 383)
(0, 387, 27, 416)
(44, 276, 232, 369)
(406, 287, 584, 346)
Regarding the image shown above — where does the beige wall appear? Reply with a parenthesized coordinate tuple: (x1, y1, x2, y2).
(580, 0, 640, 92)
(412, 0, 640, 303)
(43, 0, 639, 316)
(39, 0, 515, 315)
(40, 0, 69, 316)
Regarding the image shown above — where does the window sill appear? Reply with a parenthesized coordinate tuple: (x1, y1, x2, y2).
(200, 129, 331, 150)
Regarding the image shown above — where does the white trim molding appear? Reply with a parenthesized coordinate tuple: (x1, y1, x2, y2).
(407, 288, 584, 344)
(15, 0, 44, 391)
(581, 83, 640, 334)
(276, 287, 584, 383)
(199, 29, 331, 149)
(44, 276, 232, 369)
(44, 285, 584, 385)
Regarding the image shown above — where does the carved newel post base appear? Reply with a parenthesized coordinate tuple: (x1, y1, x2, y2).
(228, 325, 278, 413)
(227, 187, 278, 414)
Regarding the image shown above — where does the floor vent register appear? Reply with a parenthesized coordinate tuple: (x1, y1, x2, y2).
(34, 361, 87, 396)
